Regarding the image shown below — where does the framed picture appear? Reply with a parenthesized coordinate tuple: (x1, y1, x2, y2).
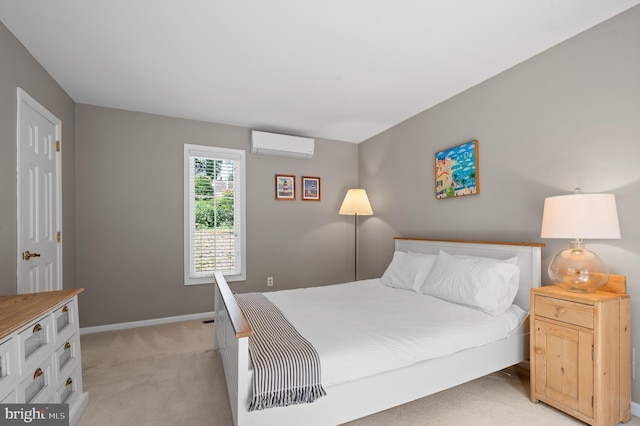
(275, 174, 296, 200)
(435, 140, 479, 199)
(301, 176, 321, 201)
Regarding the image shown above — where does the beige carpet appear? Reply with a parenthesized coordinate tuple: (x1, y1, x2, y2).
(78, 320, 639, 426)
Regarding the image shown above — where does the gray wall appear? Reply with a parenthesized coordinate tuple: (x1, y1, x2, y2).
(0, 22, 76, 295)
(358, 5, 640, 399)
(75, 104, 358, 327)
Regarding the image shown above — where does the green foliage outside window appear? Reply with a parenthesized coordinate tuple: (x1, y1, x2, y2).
(194, 173, 234, 229)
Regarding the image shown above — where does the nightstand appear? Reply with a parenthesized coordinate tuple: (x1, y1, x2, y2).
(530, 276, 631, 426)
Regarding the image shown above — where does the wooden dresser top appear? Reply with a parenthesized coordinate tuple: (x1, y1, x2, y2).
(0, 288, 84, 340)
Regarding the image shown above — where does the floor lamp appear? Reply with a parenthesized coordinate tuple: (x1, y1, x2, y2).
(339, 189, 373, 281)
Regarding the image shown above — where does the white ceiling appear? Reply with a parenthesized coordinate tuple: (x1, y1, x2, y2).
(1, 1, 639, 143)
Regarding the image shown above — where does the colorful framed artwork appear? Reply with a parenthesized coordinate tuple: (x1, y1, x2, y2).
(301, 176, 321, 201)
(275, 174, 296, 200)
(435, 140, 479, 199)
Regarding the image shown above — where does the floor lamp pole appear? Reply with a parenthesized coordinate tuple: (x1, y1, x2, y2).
(339, 188, 373, 282)
(354, 213, 358, 281)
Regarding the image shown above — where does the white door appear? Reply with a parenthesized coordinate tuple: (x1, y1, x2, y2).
(17, 88, 63, 294)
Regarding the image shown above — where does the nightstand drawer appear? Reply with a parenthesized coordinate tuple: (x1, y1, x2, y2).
(534, 295, 593, 329)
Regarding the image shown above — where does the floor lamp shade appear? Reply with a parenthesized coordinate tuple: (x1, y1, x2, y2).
(339, 189, 373, 281)
(339, 189, 373, 216)
(540, 192, 621, 292)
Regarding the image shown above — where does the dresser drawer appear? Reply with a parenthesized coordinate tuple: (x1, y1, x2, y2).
(54, 298, 79, 346)
(534, 295, 593, 329)
(17, 356, 54, 403)
(0, 337, 19, 391)
(55, 334, 79, 381)
(18, 314, 54, 372)
(1, 389, 17, 403)
(57, 367, 82, 405)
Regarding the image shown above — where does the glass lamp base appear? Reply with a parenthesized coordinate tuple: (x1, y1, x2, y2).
(555, 282, 605, 293)
(548, 241, 609, 293)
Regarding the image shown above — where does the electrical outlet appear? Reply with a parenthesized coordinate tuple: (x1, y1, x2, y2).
(267, 277, 274, 287)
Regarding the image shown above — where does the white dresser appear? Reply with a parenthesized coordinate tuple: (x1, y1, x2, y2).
(0, 289, 88, 425)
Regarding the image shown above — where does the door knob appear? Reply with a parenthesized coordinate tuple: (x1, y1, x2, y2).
(22, 251, 41, 260)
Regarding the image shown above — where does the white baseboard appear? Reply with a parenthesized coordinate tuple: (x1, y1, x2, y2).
(80, 311, 214, 335)
(632, 401, 640, 418)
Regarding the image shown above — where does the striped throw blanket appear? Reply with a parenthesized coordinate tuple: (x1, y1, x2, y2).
(235, 293, 326, 411)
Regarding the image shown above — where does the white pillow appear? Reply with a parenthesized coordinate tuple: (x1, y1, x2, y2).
(380, 251, 438, 292)
(420, 251, 520, 315)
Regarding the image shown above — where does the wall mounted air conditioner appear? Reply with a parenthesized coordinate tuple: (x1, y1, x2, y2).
(251, 130, 314, 159)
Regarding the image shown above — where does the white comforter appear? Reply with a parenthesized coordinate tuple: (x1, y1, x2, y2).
(265, 279, 527, 387)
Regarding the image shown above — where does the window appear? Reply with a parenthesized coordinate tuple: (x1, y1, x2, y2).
(184, 144, 245, 285)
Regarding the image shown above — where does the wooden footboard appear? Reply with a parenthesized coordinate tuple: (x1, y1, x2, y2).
(213, 271, 252, 425)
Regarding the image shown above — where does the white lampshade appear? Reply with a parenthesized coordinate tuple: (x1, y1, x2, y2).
(339, 189, 373, 216)
(541, 193, 620, 240)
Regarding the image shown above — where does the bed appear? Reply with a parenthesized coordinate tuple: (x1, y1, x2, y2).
(213, 237, 544, 425)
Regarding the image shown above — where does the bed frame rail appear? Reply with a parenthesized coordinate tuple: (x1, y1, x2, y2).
(213, 271, 252, 425)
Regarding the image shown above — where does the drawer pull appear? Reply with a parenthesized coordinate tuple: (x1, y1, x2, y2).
(33, 323, 42, 333)
(64, 341, 71, 350)
(65, 377, 73, 386)
(62, 305, 69, 313)
(33, 368, 43, 379)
